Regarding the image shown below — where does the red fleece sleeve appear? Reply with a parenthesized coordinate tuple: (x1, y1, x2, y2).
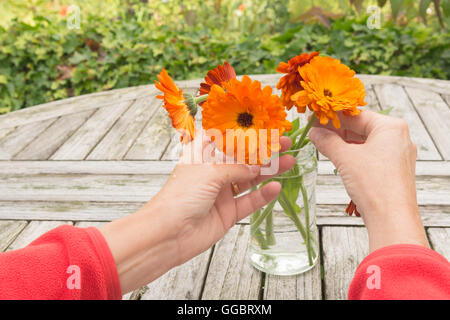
(0, 225, 122, 300)
(348, 244, 450, 300)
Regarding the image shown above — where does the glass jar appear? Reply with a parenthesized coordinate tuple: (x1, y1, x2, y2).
(248, 141, 319, 275)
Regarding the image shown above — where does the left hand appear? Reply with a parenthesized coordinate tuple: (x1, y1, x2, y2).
(154, 136, 295, 264)
(100, 136, 295, 294)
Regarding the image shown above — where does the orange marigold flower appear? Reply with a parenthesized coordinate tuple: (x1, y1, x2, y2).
(155, 69, 195, 143)
(199, 61, 237, 97)
(202, 76, 292, 165)
(346, 200, 361, 217)
(291, 56, 366, 128)
(276, 52, 319, 111)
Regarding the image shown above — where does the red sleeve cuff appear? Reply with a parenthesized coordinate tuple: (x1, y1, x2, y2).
(84, 227, 122, 300)
(348, 244, 450, 300)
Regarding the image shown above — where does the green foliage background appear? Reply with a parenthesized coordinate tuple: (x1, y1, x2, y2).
(0, 0, 449, 114)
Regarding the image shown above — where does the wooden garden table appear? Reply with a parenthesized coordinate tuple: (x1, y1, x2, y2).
(0, 74, 449, 300)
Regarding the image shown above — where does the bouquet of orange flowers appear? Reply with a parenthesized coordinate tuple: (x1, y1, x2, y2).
(156, 53, 366, 274)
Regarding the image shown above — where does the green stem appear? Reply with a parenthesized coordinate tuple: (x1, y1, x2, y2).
(265, 211, 275, 245)
(253, 229, 269, 250)
(195, 94, 208, 104)
(299, 176, 313, 266)
(288, 126, 305, 142)
(278, 191, 306, 240)
(250, 200, 276, 235)
(250, 209, 269, 249)
(279, 188, 317, 260)
(293, 114, 316, 151)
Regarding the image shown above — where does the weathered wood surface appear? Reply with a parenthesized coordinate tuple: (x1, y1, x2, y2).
(427, 228, 450, 260)
(321, 227, 369, 300)
(140, 248, 212, 300)
(14, 110, 95, 160)
(0, 172, 447, 207)
(6, 220, 73, 251)
(0, 74, 448, 300)
(202, 225, 262, 300)
(0, 220, 27, 252)
(374, 84, 441, 160)
(50, 102, 132, 160)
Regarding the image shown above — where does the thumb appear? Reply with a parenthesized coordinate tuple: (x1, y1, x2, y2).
(309, 127, 349, 164)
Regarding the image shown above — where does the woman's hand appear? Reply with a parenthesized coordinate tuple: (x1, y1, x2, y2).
(309, 110, 429, 252)
(100, 136, 295, 294)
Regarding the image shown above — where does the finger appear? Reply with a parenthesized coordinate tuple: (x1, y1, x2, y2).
(313, 122, 366, 142)
(235, 181, 281, 221)
(312, 113, 368, 142)
(236, 154, 295, 193)
(280, 136, 292, 152)
(335, 110, 384, 137)
(309, 127, 350, 164)
(214, 136, 294, 193)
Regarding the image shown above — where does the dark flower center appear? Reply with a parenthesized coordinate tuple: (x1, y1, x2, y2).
(237, 112, 254, 128)
(323, 89, 333, 97)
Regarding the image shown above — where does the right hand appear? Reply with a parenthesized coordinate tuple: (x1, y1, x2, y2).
(309, 110, 429, 252)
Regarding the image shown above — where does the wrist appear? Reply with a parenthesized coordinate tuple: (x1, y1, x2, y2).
(99, 198, 181, 294)
(363, 204, 429, 252)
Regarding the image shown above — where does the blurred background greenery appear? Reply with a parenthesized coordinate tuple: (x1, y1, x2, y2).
(0, 0, 449, 113)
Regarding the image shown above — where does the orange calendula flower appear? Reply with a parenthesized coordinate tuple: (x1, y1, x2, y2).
(202, 76, 292, 165)
(199, 61, 237, 97)
(291, 56, 366, 128)
(276, 52, 319, 111)
(155, 69, 195, 143)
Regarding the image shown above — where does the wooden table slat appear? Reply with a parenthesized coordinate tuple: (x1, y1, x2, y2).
(0, 202, 448, 227)
(14, 110, 95, 160)
(124, 107, 176, 160)
(321, 226, 369, 300)
(0, 173, 447, 205)
(427, 227, 450, 260)
(87, 97, 159, 160)
(0, 220, 28, 252)
(140, 248, 212, 300)
(0, 160, 447, 176)
(202, 225, 262, 300)
(0, 127, 15, 141)
(0, 85, 158, 130)
(50, 101, 132, 160)
(0, 118, 57, 160)
(374, 83, 441, 160)
(404, 87, 450, 160)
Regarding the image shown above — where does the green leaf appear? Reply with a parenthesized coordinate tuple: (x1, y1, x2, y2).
(285, 118, 300, 137)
